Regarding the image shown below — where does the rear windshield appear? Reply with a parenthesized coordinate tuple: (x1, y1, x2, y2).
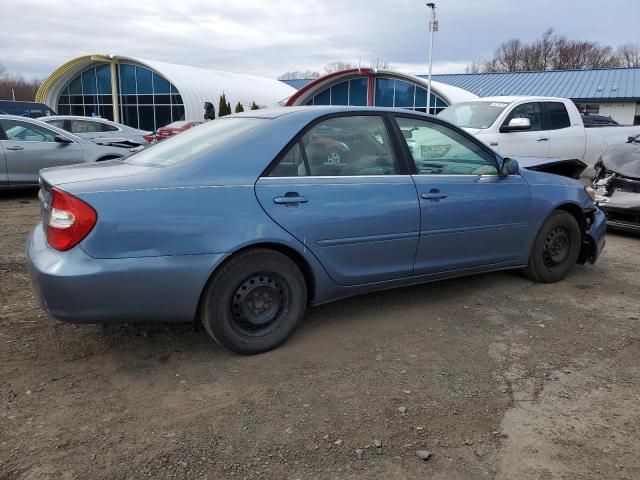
(438, 101, 511, 129)
(124, 117, 266, 167)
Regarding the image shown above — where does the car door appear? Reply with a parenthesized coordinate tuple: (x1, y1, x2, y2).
(0, 118, 84, 184)
(394, 115, 532, 274)
(543, 101, 586, 160)
(497, 102, 550, 157)
(255, 114, 421, 286)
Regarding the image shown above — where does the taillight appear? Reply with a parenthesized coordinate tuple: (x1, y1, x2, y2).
(46, 188, 97, 251)
(143, 134, 155, 142)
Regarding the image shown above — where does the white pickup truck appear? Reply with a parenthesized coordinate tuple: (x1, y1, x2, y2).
(438, 96, 640, 173)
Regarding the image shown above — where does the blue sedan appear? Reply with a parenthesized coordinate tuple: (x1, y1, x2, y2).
(27, 107, 606, 354)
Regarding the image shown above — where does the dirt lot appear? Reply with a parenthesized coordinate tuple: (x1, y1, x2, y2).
(1, 188, 639, 480)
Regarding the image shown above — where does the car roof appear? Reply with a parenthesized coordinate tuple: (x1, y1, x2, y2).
(40, 115, 116, 124)
(232, 105, 437, 120)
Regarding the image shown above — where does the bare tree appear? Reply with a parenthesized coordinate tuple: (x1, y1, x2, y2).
(617, 42, 640, 67)
(467, 28, 627, 73)
(370, 58, 394, 70)
(0, 66, 43, 101)
(278, 70, 321, 80)
(323, 61, 357, 73)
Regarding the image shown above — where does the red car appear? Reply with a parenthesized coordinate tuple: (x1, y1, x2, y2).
(144, 121, 203, 142)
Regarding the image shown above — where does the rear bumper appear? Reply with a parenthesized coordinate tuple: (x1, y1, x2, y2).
(27, 225, 225, 324)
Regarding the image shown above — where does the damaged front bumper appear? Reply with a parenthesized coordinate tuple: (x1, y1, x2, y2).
(594, 170, 640, 234)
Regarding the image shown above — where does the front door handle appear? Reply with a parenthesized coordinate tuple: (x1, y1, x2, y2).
(273, 193, 309, 205)
(421, 190, 447, 201)
(536, 136, 549, 142)
(5, 145, 24, 151)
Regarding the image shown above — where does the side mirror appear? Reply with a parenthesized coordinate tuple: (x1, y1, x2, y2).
(501, 158, 520, 176)
(55, 134, 73, 144)
(500, 117, 531, 133)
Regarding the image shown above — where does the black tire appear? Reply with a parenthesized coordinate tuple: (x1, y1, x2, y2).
(201, 249, 307, 354)
(524, 211, 582, 283)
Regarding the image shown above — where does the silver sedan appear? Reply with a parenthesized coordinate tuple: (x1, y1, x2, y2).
(0, 115, 142, 187)
(39, 115, 151, 145)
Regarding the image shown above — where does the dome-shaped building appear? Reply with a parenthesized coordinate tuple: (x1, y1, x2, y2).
(284, 68, 477, 113)
(36, 54, 297, 131)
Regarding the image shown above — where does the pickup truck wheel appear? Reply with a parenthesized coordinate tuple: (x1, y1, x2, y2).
(201, 249, 307, 355)
(524, 211, 581, 283)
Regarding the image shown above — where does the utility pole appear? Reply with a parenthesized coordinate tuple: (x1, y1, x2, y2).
(12, 88, 15, 101)
(426, 2, 437, 114)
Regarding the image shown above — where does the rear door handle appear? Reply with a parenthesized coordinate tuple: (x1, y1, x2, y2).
(273, 193, 308, 205)
(5, 145, 24, 151)
(536, 136, 549, 142)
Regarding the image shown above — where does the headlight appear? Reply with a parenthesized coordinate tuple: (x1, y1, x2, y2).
(584, 185, 597, 202)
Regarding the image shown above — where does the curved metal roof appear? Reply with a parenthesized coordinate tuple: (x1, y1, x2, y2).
(37, 54, 297, 121)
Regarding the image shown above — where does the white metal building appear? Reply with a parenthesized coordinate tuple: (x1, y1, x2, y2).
(36, 54, 297, 131)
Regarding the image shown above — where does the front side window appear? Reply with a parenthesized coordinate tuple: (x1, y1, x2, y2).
(545, 102, 571, 130)
(503, 102, 542, 131)
(0, 119, 57, 142)
(303, 116, 396, 176)
(396, 117, 498, 175)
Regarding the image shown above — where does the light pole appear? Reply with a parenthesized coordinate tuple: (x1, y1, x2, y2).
(426, 2, 437, 114)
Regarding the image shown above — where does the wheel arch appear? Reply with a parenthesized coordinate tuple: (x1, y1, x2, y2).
(196, 242, 317, 319)
(551, 202, 596, 264)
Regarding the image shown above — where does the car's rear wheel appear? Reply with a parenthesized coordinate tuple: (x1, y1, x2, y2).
(201, 249, 307, 354)
(524, 210, 581, 283)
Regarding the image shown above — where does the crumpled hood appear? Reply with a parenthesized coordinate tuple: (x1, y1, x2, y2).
(513, 156, 587, 179)
(601, 143, 640, 179)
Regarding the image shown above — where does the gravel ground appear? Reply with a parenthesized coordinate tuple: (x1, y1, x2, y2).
(1, 188, 639, 480)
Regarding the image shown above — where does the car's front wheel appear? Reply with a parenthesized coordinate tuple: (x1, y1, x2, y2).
(201, 249, 307, 354)
(524, 210, 581, 283)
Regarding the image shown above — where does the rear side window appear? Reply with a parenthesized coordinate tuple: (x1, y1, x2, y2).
(125, 117, 266, 167)
(47, 120, 66, 130)
(266, 115, 397, 177)
(545, 102, 571, 130)
(70, 120, 118, 133)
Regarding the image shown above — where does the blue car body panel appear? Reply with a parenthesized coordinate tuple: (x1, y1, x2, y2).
(26, 106, 607, 324)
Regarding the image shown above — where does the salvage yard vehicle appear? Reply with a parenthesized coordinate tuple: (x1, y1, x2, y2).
(593, 134, 640, 233)
(439, 96, 640, 172)
(27, 106, 606, 355)
(0, 100, 56, 118)
(152, 120, 203, 141)
(0, 115, 143, 187)
(39, 115, 152, 145)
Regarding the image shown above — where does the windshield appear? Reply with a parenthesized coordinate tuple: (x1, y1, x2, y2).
(439, 101, 511, 129)
(125, 117, 266, 167)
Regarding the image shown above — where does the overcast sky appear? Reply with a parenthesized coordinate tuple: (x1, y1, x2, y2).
(1, 0, 638, 80)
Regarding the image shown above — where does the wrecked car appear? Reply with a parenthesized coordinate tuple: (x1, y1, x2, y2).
(593, 134, 640, 233)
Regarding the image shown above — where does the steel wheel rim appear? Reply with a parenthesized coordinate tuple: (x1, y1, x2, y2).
(230, 272, 289, 337)
(543, 227, 571, 268)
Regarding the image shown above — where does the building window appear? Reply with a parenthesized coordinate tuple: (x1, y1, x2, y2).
(57, 63, 185, 131)
(574, 103, 600, 115)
